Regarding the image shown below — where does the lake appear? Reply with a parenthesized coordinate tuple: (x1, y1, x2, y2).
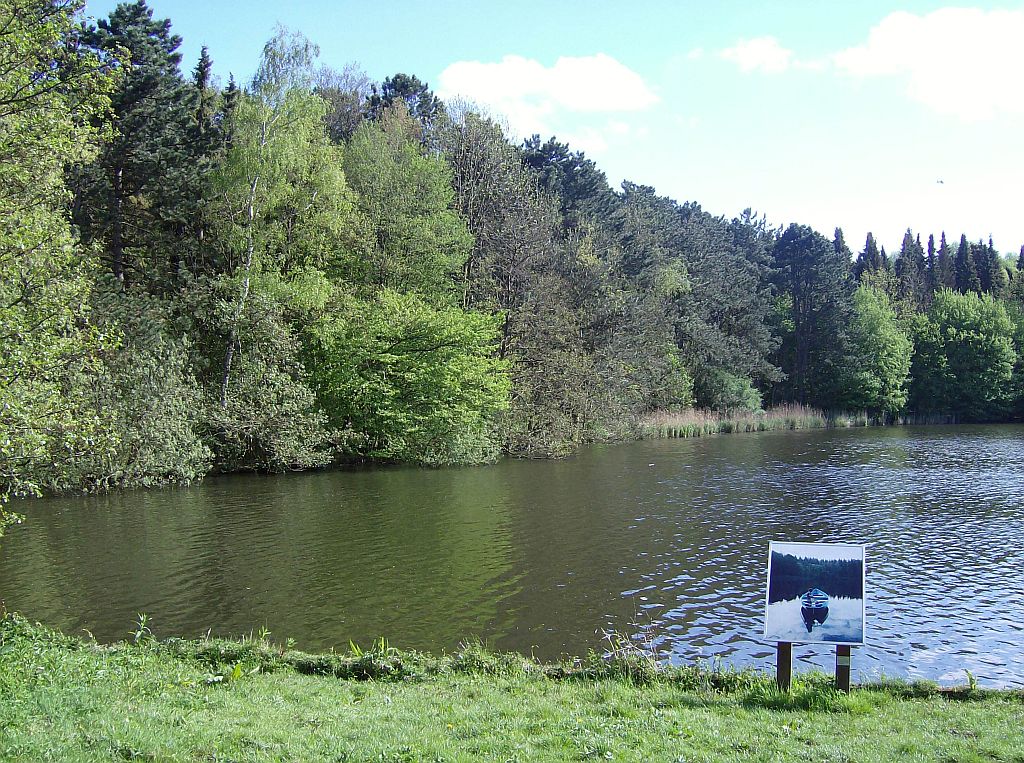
(2, 425, 1022, 686)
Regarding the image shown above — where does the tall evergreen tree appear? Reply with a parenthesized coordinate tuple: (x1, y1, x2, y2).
(770, 224, 853, 408)
(366, 73, 442, 135)
(895, 228, 926, 311)
(955, 234, 981, 293)
(990, 254, 1010, 299)
(936, 232, 955, 290)
(521, 136, 620, 226)
(834, 227, 850, 258)
(72, 0, 199, 287)
(926, 233, 937, 296)
(675, 201, 781, 405)
(853, 232, 881, 281)
(974, 239, 993, 293)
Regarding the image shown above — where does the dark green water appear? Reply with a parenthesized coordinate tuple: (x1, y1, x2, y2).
(2, 425, 1023, 686)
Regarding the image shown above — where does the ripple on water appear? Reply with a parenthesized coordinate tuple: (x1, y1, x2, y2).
(0, 426, 1022, 685)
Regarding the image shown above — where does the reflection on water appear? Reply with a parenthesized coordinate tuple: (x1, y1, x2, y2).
(1, 425, 1023, 686)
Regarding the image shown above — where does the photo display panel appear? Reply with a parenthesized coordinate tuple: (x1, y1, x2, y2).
(764, 541, 866, 645)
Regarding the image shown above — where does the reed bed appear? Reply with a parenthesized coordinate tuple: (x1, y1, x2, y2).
(639, 404, 867, 439)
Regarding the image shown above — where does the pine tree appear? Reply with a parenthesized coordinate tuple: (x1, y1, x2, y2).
(926, 233, 937, 297)
(896, 229, 926, 310)
(73, 0, 200, 287)
(771, 224, 854, 408)
(955, 234, 981, 293)
(853, 232, 880, 281)
(984, 237, 1006, 297)
(366, 73, 443, 136)
(936, 232, 955, 289)
(522, 135, 620, 226)
(191, 46, 219, 148)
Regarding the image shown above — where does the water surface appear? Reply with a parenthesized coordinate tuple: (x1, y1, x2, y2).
(2, 425, 1022, 686)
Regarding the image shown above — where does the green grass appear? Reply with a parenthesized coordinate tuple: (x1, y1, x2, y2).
(2, 614, 1022, 762)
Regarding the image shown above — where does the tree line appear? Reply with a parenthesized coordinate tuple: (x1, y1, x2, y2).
(3, 0, 1024, 532)
(767, 553, 864, 602)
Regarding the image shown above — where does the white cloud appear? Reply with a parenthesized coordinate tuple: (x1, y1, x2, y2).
(436, 53, 658, 140)
(834, 8, 1024, 120)
(719, 36, 793, 74)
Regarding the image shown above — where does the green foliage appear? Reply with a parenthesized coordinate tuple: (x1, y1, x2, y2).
(1002, 302, 1024, 418)
(771, 224, 854, 409)
(44, 281, 211, 490)
(694, 370, 763, 414)
(199, 30, 352, 471)
(955, 235, 981, 294)
(186, 274, 334, 472)
(0, 0, 114, 530)
(366, 72, 443, 133)
(73, 0, 207, 287)
(893, 229, 928, 313)
(209, 88, 351, 278)
(5, 0, 1024, 509)
(909, 289, 1016, 420)
(343, 106, 471, 297)
(839, 286, 913, 416)
(307, 289, 510, 465)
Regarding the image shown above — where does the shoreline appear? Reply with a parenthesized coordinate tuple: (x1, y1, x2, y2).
(2, 613, 1021, 761)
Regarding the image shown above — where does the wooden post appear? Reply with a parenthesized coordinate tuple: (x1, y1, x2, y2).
(835, 645, 852, 692)
(776, 642, 792, 691)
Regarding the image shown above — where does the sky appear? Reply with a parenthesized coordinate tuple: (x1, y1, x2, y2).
(83, 0, 1024, 255)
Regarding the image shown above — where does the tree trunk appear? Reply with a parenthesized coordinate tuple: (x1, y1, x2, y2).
(220, 167, 261, 409)
(111, 166, 124, 282)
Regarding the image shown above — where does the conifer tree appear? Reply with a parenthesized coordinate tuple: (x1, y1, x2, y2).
(191, 46, 220, 152)
(770, 224, 853, 408)
(973, 239, 992, 293)
(521, 136, 620, 226)
(926, 233, 937, 295)
(73, 0, 198, 287)
(853, 232, 880, 281)
(936, 232, 955, 290)
(895, 229, 926, 311)
(366, 73, 442, 135)
(955, 234, 981, 293)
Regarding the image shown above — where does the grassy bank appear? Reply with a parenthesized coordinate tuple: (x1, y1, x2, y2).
(1, 615, 1022, 761)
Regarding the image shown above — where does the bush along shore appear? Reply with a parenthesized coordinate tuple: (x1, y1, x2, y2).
(2, 614, 1022, 762)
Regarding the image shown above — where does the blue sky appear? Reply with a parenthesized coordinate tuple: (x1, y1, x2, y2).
(84, 1, 1024, 255)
